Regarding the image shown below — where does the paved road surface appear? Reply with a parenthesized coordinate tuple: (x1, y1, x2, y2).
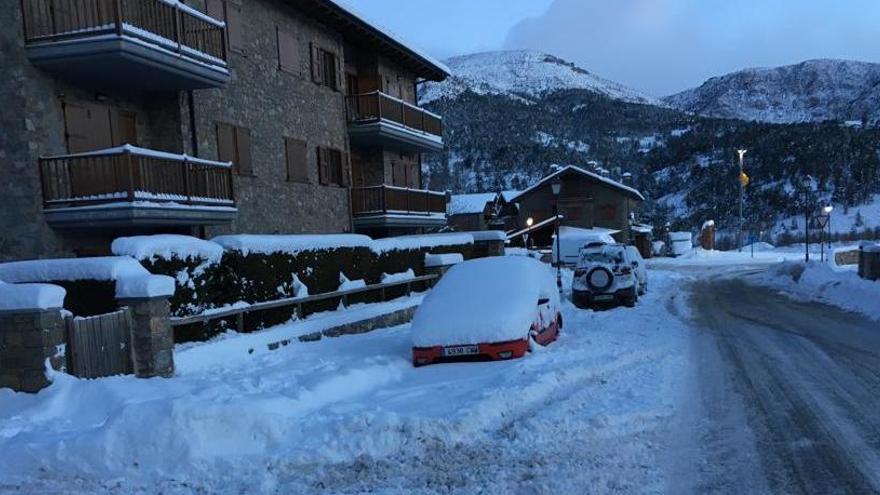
(685, 274, 880, 494)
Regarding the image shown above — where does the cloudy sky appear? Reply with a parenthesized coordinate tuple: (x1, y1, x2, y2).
(345, 0, 880, 96)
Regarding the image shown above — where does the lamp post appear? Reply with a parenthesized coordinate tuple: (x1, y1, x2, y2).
(551, 177, 562, 293)
(825, 204, 834, 250)
(736, 149, 747, 252)
(524, 216, 534, 249)
(818, 205, 833, 263)
(802, 175, 814, 262)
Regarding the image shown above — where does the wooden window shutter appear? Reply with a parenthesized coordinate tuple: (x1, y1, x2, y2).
(285, 138, 308, 182)
(226, 0, 243, 52)
(340, 152, 351, 187)
(235, 127, 252, 175)
(310, 43, 324, 85)
(206, 0, 225, 21)
(335, 52, 344, 92)
(277, 27, 299, 74)
(216, 122, 236, 164)
(317, 147, 330, 185)
(63, 101, 92, 153)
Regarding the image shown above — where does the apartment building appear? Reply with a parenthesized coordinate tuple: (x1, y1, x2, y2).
(0, 0, 449, 260)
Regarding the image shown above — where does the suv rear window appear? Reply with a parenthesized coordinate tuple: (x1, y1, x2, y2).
(580, 245, 626, 265)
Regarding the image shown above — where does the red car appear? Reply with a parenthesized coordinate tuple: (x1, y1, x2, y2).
(411, 256, 562, 367)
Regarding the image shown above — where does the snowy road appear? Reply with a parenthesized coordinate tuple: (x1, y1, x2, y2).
(682, 273, 880, 494)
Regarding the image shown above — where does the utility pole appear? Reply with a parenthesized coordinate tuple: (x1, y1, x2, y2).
(737, 149, 748, 252)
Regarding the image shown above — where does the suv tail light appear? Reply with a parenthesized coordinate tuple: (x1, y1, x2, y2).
(617, 267, 632, 275)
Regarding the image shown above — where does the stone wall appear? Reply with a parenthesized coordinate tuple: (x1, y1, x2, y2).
(0, 309, 66, 392)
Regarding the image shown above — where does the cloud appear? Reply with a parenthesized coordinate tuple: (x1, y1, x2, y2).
(503, 0, 880, 95)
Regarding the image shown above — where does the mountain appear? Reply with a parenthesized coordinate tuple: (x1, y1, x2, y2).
(421, 50, 662, 106)
(420, 52, 880, 238)
(665, 59, 880, 124)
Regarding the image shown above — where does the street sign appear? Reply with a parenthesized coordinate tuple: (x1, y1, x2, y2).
(815, 214, 830, 230)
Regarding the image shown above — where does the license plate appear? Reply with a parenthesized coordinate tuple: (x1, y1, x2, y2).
(594, 294, 614, 301)
(443, 345, 480, 357)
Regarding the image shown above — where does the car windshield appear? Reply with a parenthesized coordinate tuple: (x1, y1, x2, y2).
(580, 246, 625, 264)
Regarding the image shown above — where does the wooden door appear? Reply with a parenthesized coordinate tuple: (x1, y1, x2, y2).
(112, 110, 138, 146)
(65, 309, 134, 379)
(64, 100, 113, 153)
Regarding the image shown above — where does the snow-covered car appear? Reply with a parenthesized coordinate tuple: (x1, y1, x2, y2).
(572, 243, 640, 309)
(411, 256, 562, 366)
(625, 245, 648, 295)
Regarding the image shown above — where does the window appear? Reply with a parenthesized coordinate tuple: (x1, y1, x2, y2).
(317, 147, 348, 187)
(310, 43, 342, 91)
(276, 27, 299, 74)
(285, 138, 308, 182)
(216, 123, 253, 176)
(206, 0, 243, 53)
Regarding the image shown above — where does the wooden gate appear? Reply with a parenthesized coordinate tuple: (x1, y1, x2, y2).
(65, 308, 134, 378)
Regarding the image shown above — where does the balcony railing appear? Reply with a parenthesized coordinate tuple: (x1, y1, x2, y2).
(21, 0, 227, 64)
(40, 145, 235, 209)
(346, 92, 442, 138)
(351, 185, 447, 217)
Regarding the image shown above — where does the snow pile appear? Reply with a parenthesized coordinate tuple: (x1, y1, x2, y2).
(0, 257, 149, 283)
(421, 50, 663, 106)
(0, 281, 66, 311)
(469, 230, 508, 242)
(424, 252, 464, 268)
(750, 261, 880, 321)
(115, 274, 176, 299)
(112, 235, 224, 263)
(381, 269, 416, 284)
(213, 234, 372, 255)
(411, 257, 557, 347)
(338, 273, 366, 291)
(552, 226, 618, 265)
(372, 233, 473, 254)
(669, 232, 693, 256)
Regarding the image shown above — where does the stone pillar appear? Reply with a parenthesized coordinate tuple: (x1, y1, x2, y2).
(119, 297, 175, 378)
(0, 308, 66, 393)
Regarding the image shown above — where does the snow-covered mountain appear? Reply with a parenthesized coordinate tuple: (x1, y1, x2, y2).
(665, 59, 880, 124)
(420, 50, 662, 106)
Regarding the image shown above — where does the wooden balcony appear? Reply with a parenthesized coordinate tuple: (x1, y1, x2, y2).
(21, 0, 230, 91)
(40, 145, 237, 228)
(351, 185, 448, 230)
(346, 92, 444, 153)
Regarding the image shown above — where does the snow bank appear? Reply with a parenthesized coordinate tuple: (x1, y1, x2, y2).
(751, 261, 880, 321)
(381, 269, 416, 284)
(338, 273, 366, 291)
(425, 252, 464, 267)
(411, 256, 557, 347)
(371, 233, 473, 253)
(0, 257, 149, 283)
(112, 235, 224, 263)
(469, 230, 508, 242)
(212, 234, 372, 255)
(115, 274, 176, 299)
(0, 281, 66, 311)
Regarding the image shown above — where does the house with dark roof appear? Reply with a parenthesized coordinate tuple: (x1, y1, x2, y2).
(509, 166, 645, 246)
(2, 0, 449, 260)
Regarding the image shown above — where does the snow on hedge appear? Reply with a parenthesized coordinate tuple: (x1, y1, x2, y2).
(372, 233, 473, 254)
(424, 253, 464, 268)
(338, 273, 366, 291)
(0, 257, 149, 283)
(411, 256, 557, 347)
(0, 281, 66, 311)
(381, 269, 416, 284)
(112, 235, 224, 263)
(212, 234, 373, 255)
(116, 274, 176, 299)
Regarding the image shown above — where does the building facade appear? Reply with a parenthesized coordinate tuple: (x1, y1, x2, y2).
(1, 0, 448, 261)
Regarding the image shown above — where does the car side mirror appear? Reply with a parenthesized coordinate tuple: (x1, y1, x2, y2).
(538, 297, 550, 306)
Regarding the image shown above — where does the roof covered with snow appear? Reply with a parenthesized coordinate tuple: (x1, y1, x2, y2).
(448, 191, 521, 215)
(509, 165, 645, 203)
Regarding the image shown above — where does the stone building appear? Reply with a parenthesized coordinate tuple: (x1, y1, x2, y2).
(509, 166, 645, 245)
(1, 0, 449, 261)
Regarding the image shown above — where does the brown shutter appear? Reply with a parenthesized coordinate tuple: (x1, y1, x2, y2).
(277, 27, 299, 74)
(216, 122, 236, 164)
(111, 110, 137, 146)
(340, 152, 350, 187)
(235, 127, 252, 176)
(310, 43, 323, 85)
(335, 52, 344, 92)
(317, 147, 329, 185)
(285, 138, 308, 182)
(226, 0, 243, 52)
(206, 0, 225, 21)
(63, 101, 92, 153)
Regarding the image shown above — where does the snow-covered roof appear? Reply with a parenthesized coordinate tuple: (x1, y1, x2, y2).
(448, 191, 521, 215)
(310, 0, 450, 80)
(509, 165, 645, 203)
(112, 235, 225, 263)
(632, 224, 654, 234)
(411, 256, 558, 347)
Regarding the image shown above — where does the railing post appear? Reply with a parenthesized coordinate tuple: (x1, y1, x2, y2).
(376, 93, 382, 121)
(173, 4, 182, 53)
(182, 157, 192, 204)
(20, 0, 30, 41)
(421, 110, 426, 133)
(114, 0, 124, 36)
(124, 148, 135, 201)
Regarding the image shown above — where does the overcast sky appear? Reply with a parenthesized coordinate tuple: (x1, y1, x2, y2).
(346, 0, 880, 96)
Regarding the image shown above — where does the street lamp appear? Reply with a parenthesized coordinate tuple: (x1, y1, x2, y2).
(802, 175, 814, 262)
(551, 177, 562, 293)
(736, 149, 747, 252)
(818, 205, 834, 262)
(524, 216, 534, 249)
(824, 205, 834, 250)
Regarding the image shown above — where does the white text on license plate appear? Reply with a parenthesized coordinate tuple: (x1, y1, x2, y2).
(444, 345, 479, 357)
(595, 295, 614, 301)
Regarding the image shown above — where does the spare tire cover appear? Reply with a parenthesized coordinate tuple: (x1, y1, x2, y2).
(587, 267, 614, 291)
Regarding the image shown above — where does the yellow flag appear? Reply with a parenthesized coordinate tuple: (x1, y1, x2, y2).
(738, 171, 750, 187)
